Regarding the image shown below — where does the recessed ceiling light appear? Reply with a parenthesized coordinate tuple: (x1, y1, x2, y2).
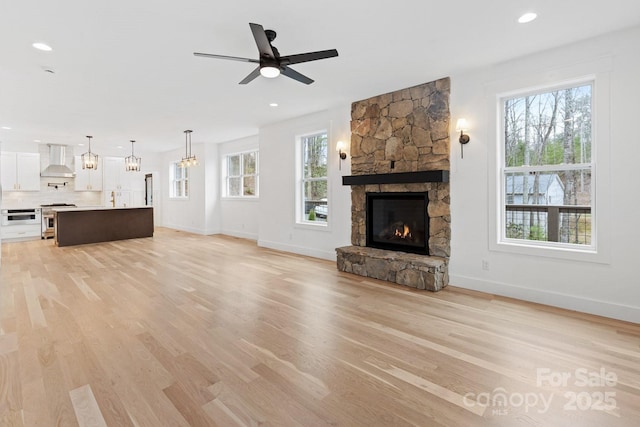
(117, 145, 123, 149)
(78, 143, 85, 146)
(269, 103, 278, 107)
(34, 139, 41, 142)
(518, 12, 537, 24)
(32, 42, 53, 51)
(1, 126, 11, 130)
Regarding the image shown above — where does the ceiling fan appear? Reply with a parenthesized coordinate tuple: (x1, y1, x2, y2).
(194, 23, 338, 85)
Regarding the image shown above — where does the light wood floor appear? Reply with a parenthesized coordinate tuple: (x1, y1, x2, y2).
(1, 228, 639, 426)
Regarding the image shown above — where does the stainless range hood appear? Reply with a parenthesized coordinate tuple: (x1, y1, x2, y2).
(41, 144, 75, 178)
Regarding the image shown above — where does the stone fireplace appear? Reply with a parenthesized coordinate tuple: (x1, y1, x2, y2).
(336, 78, 450, 291)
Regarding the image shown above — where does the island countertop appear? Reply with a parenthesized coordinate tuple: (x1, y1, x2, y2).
(51, 205, 141, 211)
(54, 206, 154, 247)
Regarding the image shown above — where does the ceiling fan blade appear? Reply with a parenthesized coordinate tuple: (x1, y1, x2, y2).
(281, 66, 314, 85)
(280, 49, 338, 66)
(249, 23, 275, 59)
(239, 66, 261, 84)
(194, 52, 259, 63)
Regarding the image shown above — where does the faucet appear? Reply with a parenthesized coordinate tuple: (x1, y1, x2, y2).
(110, 191, 115, 207)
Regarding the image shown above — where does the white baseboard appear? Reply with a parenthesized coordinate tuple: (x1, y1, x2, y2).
(162, 223, 207, 235)
(257, 239, 336, 261)
(451, 274, 640, 324)
(162, 222, 224, 236)
(221, 229, 258, 241)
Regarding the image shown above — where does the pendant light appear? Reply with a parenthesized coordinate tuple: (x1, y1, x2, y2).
(179, 130, 197, 167)
(125, 140, 141, 171)
(81, 135, 99, 170)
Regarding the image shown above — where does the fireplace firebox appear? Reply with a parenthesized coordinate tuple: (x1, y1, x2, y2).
(366, 192, 429, 255)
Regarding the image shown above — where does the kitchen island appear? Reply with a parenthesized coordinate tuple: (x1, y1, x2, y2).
(54, 206, 153, 247)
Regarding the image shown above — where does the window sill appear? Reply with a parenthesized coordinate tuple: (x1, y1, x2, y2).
(221, 196, 259, 201)
(491, 239, 609, 264)
(295, 221, 331, 232)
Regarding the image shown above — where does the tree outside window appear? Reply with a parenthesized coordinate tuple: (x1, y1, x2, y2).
(170, 162, 188, 198)
(502, 83, 592, 247)
(226, 151, 258, 197)
(301, 132, 328, 223)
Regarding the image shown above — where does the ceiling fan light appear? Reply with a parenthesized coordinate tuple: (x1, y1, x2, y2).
(260, 66, 280, 78)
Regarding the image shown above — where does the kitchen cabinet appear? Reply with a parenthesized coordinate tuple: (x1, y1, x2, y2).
(103, 157, 144, 207)
(74, 156, 103, 191)
(1, 152, 41, 191)
(0, 223, 41, 240)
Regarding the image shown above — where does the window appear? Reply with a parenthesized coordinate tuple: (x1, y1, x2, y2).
(225, 151, 258, 197)
(299, 131, 328, 224)
(170, 162, 189, 198)
(500, 82, 593, 249)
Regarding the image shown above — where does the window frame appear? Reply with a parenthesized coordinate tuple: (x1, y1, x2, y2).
(296, 130, 330, 228)
(486, 62, 612, 264)
(169, 161, 189, 199)
(499, 80, 595, 251)
(223, 150, 259, 198)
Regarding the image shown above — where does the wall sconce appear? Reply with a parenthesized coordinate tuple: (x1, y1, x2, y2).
(336, 140, 347, 170)
(456, 118, 470, 159)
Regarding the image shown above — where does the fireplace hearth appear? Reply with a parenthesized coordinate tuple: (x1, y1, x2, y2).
(367, 192, 429, 255)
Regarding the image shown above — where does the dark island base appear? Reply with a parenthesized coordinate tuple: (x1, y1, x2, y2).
(55, 207, 154, 247)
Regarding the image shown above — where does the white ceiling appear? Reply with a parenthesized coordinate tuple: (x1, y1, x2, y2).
(1, 1, 640, 154)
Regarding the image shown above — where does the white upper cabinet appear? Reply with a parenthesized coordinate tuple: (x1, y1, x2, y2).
(103, 157, 127, 191)
(1, 152, 41, 191)
(103, 157, 144, 206)
(74, 155, 103, 191)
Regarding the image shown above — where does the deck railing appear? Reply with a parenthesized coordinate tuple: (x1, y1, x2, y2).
(505, 204, 591, 244)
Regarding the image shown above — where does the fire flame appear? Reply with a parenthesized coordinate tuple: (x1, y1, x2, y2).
(394, 224, 411, 239)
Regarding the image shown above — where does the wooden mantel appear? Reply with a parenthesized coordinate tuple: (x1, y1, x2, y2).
(342, 170, 449, 186)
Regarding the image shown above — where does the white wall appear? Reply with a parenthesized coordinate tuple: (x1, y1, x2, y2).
(257, 106, 352, 260)
(219, 135, 260, 240)
(160, 106, 353, 260)
(203, 142, 221, 235)
(160, 143, 215, 234)
(449, 26, 640, 323)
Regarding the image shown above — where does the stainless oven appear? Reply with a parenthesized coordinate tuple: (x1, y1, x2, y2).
(1, 208, 42, 226)
(41, 203, 76, 239)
